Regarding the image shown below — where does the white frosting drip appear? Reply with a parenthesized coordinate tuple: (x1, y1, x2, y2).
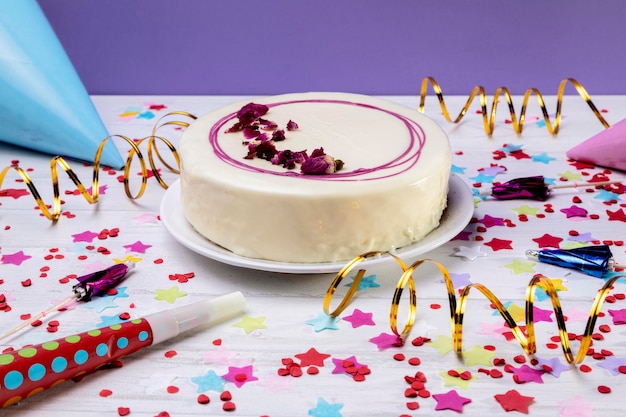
(179, 92, 452, 263)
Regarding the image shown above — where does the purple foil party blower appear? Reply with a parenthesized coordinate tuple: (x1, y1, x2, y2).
(480, 175, 621, 201)
(0, 261, 135, 342)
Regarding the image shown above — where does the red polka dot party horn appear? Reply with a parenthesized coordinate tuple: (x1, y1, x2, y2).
(479, 175, 622, 201)
(0, 292, 245, 408)
(525, 245, 618, 278)
(0, 262, 135, 342)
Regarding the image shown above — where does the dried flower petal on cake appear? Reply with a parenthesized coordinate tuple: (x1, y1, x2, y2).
(271, 149, 308, 169)
(301, 147, 343, 175)
(271, 130, 286, 142)
(245, 139, 278, 161)
(237, 102, 269, 125)
(286, 120, 299, 131)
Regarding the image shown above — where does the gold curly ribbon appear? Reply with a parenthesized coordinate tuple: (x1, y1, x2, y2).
(418, 76, 611, 135)
(0, 112, 196, 222)
(325, 252, 625, 365)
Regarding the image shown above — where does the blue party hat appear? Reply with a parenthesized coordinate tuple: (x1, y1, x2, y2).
(0, 0, 124, 168)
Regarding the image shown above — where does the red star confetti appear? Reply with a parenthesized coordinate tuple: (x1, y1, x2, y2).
(494, 389, 535, 413)
(484, 238, 514, 251)
(0, 188, 30, 199)
(294, 347, 331, 367)
(607, 208, 626, 222)
(532, 234, 563, 248)
(432, 389, 472, 412)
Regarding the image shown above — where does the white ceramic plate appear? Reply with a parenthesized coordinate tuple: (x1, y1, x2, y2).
(160, 175, 475, 274)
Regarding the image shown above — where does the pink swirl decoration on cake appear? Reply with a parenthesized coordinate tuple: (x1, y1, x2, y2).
(209, 99, 426, 181)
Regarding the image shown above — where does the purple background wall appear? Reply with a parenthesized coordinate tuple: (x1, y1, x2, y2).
(38, 0, 626, 96)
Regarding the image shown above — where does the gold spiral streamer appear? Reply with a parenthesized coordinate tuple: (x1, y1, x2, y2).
(0, 111, 196, 222)
(418, 76, 611, 135)
(325, 252, 626, 365)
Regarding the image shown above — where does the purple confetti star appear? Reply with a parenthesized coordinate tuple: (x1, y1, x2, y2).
(331, 355, 367, 375)
(560, 205, 588, 218)
(596, 356, 626, 375)
(478, 214, 506, 227)
(534, 356, 571, 378)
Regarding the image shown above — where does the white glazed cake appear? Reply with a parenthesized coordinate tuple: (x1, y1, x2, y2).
(178, 92, 452, 263)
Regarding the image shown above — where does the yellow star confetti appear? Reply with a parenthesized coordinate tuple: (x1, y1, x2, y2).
(511, 205, 541, 216)
(507, 303, 526, 322)
(154, 286, 187, 304)
(504, 260, 536, 275)
(233, 315, 268, 334)
(462, 344, 496, 366)
(113, 254, 142, 264)
(428, 334, 454, 355)
(557, 170, 583, 181)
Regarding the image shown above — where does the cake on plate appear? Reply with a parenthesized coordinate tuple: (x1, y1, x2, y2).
(178, 92, 452, 263)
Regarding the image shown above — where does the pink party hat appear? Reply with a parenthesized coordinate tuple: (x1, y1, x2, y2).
(566, 118, 626, 172)
(0, 1, 124, 169)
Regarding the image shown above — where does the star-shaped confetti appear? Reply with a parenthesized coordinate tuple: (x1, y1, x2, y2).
(71, 230, 100, 243)
(557, 395, 594, 417)
(607, 208, 626, 222)
(494, 389, 534, 413)
(560, 205, 588, 218)
(1, 250, 31, 266)
(446, 272, 472, 288)
(512, 204, 541, 216)
(256, 372, 294, 394)
(477, 321, 509, 338)
(368, 332, 403, 350)
(504, 259, 536, 275)
(484, 238, 513, 251)
(595, 189, 622, 203)
(0, 188, 30, 199)
(331, 355, 367, 376)
(532, 234, 563, 248)
(428, 334, 454, 355)
(203, 347, 240, 365)
(531, 152, 556, 164)
(342, 308, 375, 328)
(558, 170, 583, 181)
(433, 389, 472, 412)
(154, 286, 187, 304)
(346, 273, 380, 291)
(305, 311, 341, 332)
(308, 397, 343, 417)
(191, 370, 225, 392)
(511, 364, 545, 383)
(462, 344, 496, 366)
(532, 306, 554, 323)
(233, 315, 269, 334)
(123, 240, 152, 253)
(608, 308, 626, 325)
(221, 365, 258, 387)
(453, 245, 488, 261)
(295, 347, 331, 367)
(478, 214, 506, 227)
(534, 356, 571, 378)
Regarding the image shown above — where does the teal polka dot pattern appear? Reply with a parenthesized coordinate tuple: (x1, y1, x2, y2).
(0, 318, 153, 407)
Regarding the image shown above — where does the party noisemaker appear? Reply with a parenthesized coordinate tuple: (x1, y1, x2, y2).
(525, 245, 617, 278)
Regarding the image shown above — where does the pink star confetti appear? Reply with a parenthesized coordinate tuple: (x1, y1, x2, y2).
(1, 250, 31, 265)
(432, 389, 472, 412)
(560, 205, 588, 218)
(342, 308, 375, 328)
(221, 365, 258, 388)
(71, 230, 100, 243)
(123, 240, 152, 253)
(608, 308, 626, 325)
(368, 332, 404, 350)
(511, 364, 545, 383)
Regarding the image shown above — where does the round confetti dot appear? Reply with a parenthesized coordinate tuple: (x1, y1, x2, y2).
(220, 391, 232, 401)
(406, 401, 419, 410)
(408, 357, 421, 366)
(598, 385, 612, 394)
(117, 407, 131, 416)
(164, 350, 177, 358)
(393, 353, 406, 361)
(166, 385, 179, 394)
(197, 394, 210, 404)
(99, 389, 113, 397)
(307, 366, 319, 375)
(222, 401, 236, 411)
